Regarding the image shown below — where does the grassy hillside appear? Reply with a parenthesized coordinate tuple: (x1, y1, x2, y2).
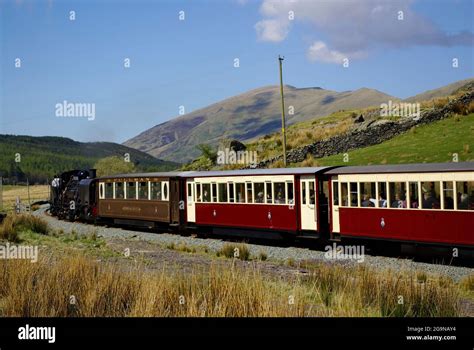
(292, 113, 474, 167)
(405, 78, 474, 102)
(0, 135, 179, 183)
(124, 85, 396, 162)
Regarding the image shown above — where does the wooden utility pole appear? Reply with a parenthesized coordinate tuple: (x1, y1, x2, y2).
(278, 55, 287, 166)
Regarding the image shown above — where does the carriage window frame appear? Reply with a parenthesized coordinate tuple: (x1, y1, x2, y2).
(105, 182, 114, 199)
(202, 183, 211, 203)
(150, 181, 162, 201)
(456, 181, 473, 211)
(254, 182, 265, 203)
(196, 183, 202, 203)
(138, 181, 148, 200)
(125, 181, 137, 200)
(286, 181, 294, 205)
(273, 182, 286, 205)
(211, 183, 217, 203)
(246, 182, 253, 204)
(442, 181, 455, 210)
(421, 181, 440, 210)
(115, 181, 125, 199)
(218, 183, 228, 203)
(332, 181, 339, 206)
(162, 181, 169, 201)
(235, 183, 246, 203)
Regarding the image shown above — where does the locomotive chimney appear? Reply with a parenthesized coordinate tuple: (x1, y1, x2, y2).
(89, 169, 97, 179)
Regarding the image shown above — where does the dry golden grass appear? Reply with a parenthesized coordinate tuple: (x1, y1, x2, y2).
(0, 214, 49, 242)
(0, 254, 461, 317)
(1, 185, 49, 211)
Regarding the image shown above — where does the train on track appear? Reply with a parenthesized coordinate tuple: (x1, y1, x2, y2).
(50, 162, 474, 258)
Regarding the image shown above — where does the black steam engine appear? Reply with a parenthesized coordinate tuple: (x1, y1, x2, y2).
(50, 169, 97, 222)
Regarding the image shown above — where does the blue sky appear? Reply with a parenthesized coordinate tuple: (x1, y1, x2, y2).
(1, 0, 473, 143)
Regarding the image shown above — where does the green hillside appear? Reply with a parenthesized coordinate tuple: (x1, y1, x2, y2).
(298, 113, 474, 167)
(0, 135, 179, 183)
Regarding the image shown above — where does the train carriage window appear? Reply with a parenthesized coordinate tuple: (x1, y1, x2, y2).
(377, 182, 387, 208)
(332, 181, 339, 206)
(151, 181, 162, 201)
(254, 183, 264, 203)
(246, 183, 253, 203)
(302, 181, 307, 205)
(105, 183, 113, 199)
(187, 183, 193, 202)
(359, 182, 376, 207)
(162, 182, 169, 201)
(228, 183, 235, 203)
(196, 183, 201, 202)
(273, 182, 286, 204)
(349, 182, 357, 207)
(202, 184, 211, 202)
(408, 182, 419, 209)
(99, 184, 104, 199)
(442, 182, 454, 210)
(218, 183, 228, 202)
(341, 183, 348, 206)
(126, 182, 136, 200)
(236, 183, 246, 203)
(287, 182, 294, 205)
(266, 182, 273, 204)
(389, 182, 407, 208)
(456, 181, 474, 210)
(115, 182, 124, 199)
(421, 182, 440, 209)
(211, 183, 217, 202)
(138, 182, 148, 200)
(309, 182, 316, 205)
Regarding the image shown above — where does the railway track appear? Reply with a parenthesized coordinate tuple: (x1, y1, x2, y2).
(33, 205, 474, 282)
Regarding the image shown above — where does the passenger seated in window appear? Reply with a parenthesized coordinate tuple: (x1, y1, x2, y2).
(256, 192, 264, 203)
(422, 192, 438, 209)
(459, 193, 469, 210)
(391, 193, 407, 208)
(361, 194, 374, 207)
(275, 191, 284, 204)
(378, 195, 387, 208)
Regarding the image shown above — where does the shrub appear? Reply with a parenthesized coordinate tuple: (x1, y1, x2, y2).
(217, 243, 251, 261)
(0, 214, 49, 242)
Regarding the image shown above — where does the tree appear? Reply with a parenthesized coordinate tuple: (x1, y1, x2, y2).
(93, 156, 136, 177)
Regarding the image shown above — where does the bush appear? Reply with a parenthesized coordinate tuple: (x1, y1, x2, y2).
(0, 216, 19, 242)
(0, 214, 49, 242)
(217, 243, 251, 261)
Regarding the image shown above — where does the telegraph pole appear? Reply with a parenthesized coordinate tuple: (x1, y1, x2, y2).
(278, 55, 287, 166)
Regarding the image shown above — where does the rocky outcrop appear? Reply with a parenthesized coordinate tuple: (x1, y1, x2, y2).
(249, 89, 474, 168)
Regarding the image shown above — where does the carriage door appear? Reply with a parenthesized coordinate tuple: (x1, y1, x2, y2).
(186, 180, 195, 223)
(300, 176, 317, 231)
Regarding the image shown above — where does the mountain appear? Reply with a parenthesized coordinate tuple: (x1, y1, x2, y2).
(0, 135, 179, 183)
(404, 78, 474, 102)
(124, 85, 397, 163)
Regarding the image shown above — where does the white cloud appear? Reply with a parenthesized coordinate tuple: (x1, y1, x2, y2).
(255, 19, 290, 42)
(307, 41, 347, 64)
(255, 0, 474, 64)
